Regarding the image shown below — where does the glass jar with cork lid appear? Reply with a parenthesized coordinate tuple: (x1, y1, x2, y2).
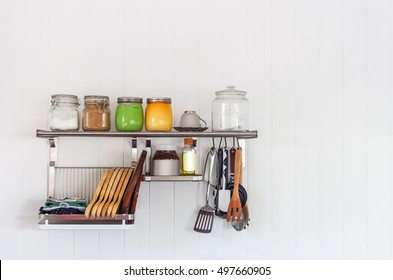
(82, 95, 111, 131)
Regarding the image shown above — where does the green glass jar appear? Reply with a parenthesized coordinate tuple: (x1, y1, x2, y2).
(115, 97, 143, 131)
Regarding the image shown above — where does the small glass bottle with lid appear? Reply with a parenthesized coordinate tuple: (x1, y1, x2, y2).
(212, 85, 249, 131)
(145, 97, 173, 132)
(82, 95, 111, 131)
(182, 138, 196, 175)
(115, 97, 143, 131)
(49, 94, 80, 131)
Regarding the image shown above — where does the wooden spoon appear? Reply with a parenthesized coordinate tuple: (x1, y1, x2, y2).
(226, 148, 242, 222)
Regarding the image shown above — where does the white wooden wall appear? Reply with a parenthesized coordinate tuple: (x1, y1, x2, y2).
(0, 0, 393, 259)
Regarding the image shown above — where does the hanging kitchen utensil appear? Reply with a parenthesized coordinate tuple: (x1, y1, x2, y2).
(226, 147, 243, 222)
(194, 147, 217, 233)
(230, 147, 250, 231)
(215, 138, 231, 217)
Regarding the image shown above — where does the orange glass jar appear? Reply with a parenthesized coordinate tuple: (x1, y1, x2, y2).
(145, 97, 173, 132)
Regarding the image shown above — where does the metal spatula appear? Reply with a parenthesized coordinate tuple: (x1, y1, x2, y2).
(194, 147, 217, 233)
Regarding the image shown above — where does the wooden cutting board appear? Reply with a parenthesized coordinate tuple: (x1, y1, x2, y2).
(90, 168, 118, 218)
(96, 168, 124, 217)
(85, 169, 110, 218)
(119, 150, 147, 214)
(108, 168, 133, 218)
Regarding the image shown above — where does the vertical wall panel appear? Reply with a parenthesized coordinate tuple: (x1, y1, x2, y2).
(342, 0, 368, 259)
(74, 231, 99, 259)
(124, 0, 150, 96)
(125, 183, 150, 259)
(294, 0, 320, 259)
(149, 182, 175, 259)
(390, 0, 393, 261)
(271, 0, 297, 259)
(173, 0, 199, 123)
(48, 231, 74, 259)
(246, 0, 273, 259)
(0, 1, 26, 260)
(318, 0, 344, 259)
(173, 183, 200, 259)
(197, 0, 224, 125)
(99, 231, 125, 259)
(366, 0, 391, 259)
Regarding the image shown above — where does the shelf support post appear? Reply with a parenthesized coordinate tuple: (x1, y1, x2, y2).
(145, 138, 151, 175)
(131, 138, 138, 168)
(48, 138, 57, 198)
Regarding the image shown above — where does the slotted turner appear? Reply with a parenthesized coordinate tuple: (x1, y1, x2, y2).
(194, 147, 217, 233)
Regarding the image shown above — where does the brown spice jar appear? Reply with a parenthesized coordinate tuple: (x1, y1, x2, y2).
(82, 95, 111, 131)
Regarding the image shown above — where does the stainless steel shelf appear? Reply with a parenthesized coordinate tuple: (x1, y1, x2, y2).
(36, 129, 258, 139)
(143, 175, 203, 182)
(38, 214, 134, 230)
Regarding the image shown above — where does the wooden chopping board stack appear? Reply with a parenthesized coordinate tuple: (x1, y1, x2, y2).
(85, 150, 147, 219)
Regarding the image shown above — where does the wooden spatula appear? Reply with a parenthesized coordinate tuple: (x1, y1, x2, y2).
(91, 168, 120, 218)
(96, 168, 124, 217)
(226, 148, 242, 222)
(85, 169, 110, 218)
(101, 168, 129, 217)
(108, 168, 133, 218)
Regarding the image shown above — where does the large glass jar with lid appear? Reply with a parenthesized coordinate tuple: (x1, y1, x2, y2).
(115, 97, 143, 131)
(145, 97, 173, 132)
(212, 85, 249, 131)
(82, 95, 111, 131)
(49, 94, 80, 131)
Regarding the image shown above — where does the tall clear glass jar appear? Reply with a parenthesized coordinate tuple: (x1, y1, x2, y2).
(82, 95, 111, 131)
(212, 85, 249, 131)
(49, 94, 80, 131)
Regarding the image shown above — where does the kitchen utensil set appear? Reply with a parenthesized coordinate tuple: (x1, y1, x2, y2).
(194, 137, 250, 233)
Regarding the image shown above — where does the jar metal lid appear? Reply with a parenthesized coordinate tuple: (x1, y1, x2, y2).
(51, 94, 79, 105)
(147, 97, 172, 104)
(84, 95, 110, 105)
(215, 85, 246, 95)
(84, 95, 110, 100)
(117, 97, 143, 104)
